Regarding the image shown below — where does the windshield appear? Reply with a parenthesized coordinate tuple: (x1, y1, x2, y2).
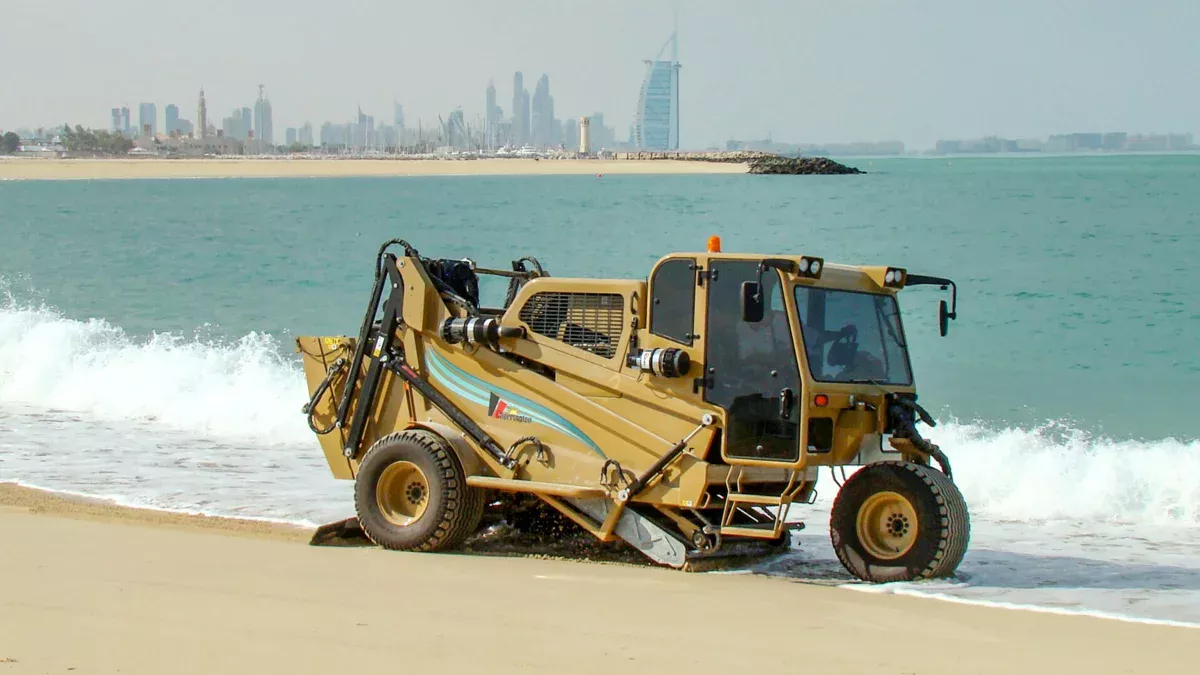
(793, 286, 913, 385)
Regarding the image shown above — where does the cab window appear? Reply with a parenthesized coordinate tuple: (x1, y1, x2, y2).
(649, 258, 695, 345)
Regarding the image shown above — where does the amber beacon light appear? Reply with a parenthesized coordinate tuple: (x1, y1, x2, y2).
(707, 235, 722, 252)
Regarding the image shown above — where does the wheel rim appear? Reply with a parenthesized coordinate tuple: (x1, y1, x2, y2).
(855, 491, 918, 560)
(376, 461, 430, 527)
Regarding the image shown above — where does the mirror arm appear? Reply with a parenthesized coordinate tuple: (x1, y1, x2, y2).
(905, 274, 957, 318)
(753, 259, 798, 302)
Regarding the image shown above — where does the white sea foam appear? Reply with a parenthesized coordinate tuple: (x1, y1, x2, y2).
(0, 301, 312, 445)
(2, 299, 1200, 624)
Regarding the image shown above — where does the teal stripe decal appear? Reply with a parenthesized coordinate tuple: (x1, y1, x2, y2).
(425, 351, 605, 457)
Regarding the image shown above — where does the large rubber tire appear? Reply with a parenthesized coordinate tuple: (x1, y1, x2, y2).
(830, 461, 969, 583)
(354, 430, 485, 552)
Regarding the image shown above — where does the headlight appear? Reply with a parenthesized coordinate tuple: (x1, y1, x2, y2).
(883, 267, 906, 288)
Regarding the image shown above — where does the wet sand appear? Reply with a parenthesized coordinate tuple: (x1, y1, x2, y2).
(0, 483, 1193, 674)
(0, 157, 747, 180)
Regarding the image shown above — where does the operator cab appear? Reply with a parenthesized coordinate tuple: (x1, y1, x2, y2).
(643, 236, 955, 469)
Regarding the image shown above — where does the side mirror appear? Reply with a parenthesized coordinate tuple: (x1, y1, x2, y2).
(938, 300, 950, 337)
(740, 281, 764, 322)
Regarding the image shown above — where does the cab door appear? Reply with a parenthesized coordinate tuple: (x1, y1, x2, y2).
(703, 260, 803, 463)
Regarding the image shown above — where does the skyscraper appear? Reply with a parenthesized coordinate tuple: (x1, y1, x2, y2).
(138, 102, 157, 136)
(564, 117, 580, 153)
(165, 104, 179, 135)
(197, 89, 208, 138)
(110, 108, 122, 134)
(512, 72, 529, 146)
(253, 85, 274, 152)
(447, 108, 466, 149)
(299, 122, 314, 147)
(531, 74, 555, 148)
(485, 80, 497, 149)
(633, 29, 681, 151)
(394, 102, 405, 129)
(120, 107, 131, 137)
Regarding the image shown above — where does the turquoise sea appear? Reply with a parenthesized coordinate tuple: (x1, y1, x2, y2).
(2, 155, 1199, 624)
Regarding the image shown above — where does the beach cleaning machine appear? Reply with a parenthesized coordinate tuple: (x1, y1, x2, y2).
(296, 236, 968, 581)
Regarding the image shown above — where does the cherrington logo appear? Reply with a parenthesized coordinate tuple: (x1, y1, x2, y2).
(488, 393, 532, 423)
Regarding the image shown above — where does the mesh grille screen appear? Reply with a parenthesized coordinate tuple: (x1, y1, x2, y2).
(518, 292, 625, 359)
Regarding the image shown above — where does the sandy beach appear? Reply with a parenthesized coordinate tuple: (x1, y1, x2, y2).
(0, 157, 748, 181)
(0, 483, 1192, 675)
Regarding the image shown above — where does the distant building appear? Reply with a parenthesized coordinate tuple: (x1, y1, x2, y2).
(588, 113, 615, 150)
(633, 30, 681, 150)
(253, 86, 274, 152)
(531, 74, 555, 148)
(164, 104, 179, 135)
(1167, 133, 1194, 150)
(512, 72, 529, 145)
(196, 89, 208, 138)
(447, 108, 467, 149)
(563, 117, 579, 154)
(320, 122, 344, 148)
(138, 102, 157, 136)
(1103, 132, 1128, 151)
(285, 128, 297, 146)
(110, 108, 123, 134)
(493, 120, 513, 148)
(1126, 134, 1170, 152)
(299, 123, 313, 147)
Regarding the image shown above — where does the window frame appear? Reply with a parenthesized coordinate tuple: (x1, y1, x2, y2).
(647, 257, 697, 346)
(793, 285, 914, 387)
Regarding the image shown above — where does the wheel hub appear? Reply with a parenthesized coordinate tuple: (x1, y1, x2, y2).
(855, 491, 918, 560)
(376, 461, 430, 527)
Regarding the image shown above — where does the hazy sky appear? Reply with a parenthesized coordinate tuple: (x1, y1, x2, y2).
(3, 0, 1198, 149)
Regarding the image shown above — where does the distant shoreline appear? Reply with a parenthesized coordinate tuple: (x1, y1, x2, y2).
(0, 157, 750, 180)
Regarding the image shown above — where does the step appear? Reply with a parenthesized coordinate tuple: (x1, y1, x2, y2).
(466, 476, 607, 499)
(718, 524, 782, 539)
(726, 493, 785, 506)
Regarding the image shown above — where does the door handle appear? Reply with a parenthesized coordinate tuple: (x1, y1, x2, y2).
(780, 387, 794, 420)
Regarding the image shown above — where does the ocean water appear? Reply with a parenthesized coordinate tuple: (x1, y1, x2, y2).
(2, 156, 1198, 625)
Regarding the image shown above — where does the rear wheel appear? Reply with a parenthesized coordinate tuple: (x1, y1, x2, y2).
(830, 461, 969, 582)
(354, 430, 484, 552)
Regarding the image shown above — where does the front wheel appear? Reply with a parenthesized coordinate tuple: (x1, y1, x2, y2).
(830, 461, 969, 583)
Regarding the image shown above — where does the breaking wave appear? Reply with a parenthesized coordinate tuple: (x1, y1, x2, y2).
(1, 297, 1198, 527)
(0, 299, 311, 445)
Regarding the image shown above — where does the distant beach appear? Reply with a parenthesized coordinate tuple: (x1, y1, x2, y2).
(0, 157, 749, 180)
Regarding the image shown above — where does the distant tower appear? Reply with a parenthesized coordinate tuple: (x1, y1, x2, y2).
(165, 104, 179, 135)
(512, 71, 530, 146)
(254, 85, 274, 153)
(633, 21, 681, 151)
(197, 88, 208, 139)
(531, 74, 553, 148)
(579, 116, 591, 155)
(485, 80, 497, 149)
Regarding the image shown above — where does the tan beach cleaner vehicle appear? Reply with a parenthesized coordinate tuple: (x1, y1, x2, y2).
(296, 236, 968, 582)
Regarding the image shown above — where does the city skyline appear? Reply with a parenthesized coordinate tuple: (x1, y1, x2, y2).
(5, 1, 1199, 149)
